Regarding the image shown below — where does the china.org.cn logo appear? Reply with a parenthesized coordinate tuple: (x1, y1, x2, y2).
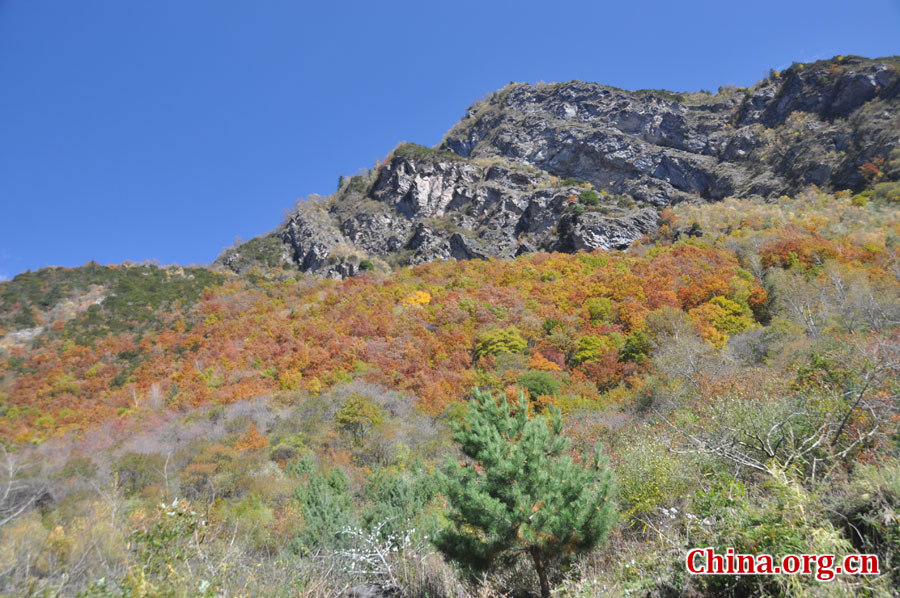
(686, 548, 879, 582)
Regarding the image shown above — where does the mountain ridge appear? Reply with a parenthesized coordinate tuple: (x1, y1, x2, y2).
(218, 54, 900, 278)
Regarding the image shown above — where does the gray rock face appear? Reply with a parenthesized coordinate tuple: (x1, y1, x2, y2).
(268, 154, 606, 272)
(558, 209, 660, 252)
(280, 200, 356, 278)
(219, 56, 900, 277)
(445, 58, 899, 204)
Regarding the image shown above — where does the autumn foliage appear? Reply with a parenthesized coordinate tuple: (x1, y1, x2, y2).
(2, 188, 899, 445)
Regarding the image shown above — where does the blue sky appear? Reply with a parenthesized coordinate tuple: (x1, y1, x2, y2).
(1, 0, 898, 279)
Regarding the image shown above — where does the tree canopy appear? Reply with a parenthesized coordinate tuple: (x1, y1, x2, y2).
(435, 389, 616, 598)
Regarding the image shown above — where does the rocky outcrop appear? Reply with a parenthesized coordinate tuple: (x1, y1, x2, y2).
(219, 55, 900, 277)
(557, 208, 660, 252)
(444, 56, 899, 203)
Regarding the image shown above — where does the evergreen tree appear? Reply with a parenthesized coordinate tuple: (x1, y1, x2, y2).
(290, 457, 355, 555)
(435, 390, 616, 598)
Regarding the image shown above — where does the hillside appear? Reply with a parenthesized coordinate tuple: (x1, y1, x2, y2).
(218, 55, 900, 278)
(0, 56, 899, 598)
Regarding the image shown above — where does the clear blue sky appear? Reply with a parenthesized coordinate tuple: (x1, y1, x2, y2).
(1, 0, 898, 279)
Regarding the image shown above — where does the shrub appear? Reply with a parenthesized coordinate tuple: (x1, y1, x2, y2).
(129, 498, 206, 583)
(335, 394, 385, 441)
(578, 189, 600, 206)
(617, 438, 690, 518)
(269, 442, 303, 464)
(574, 335, 619, 364)
(362, 466, 439, 542)
(620, 330, 651, 363)
(692, 471, 853, 597)
(584, 297, 614, 323)
(402, 290, 431, 307)
(542, 318, 564, 334)
(689, 296, 757, 347)
(292, 459, 356, 555)
(475, 327, 528, 358)
(517, 370, 562, 399)
(831, 459, 900, 587)
(851, 193, 870, 207)
(540, 269, 562, 282)
(558, 177, 586, 187)
(113, 452, 165, 496)
(392, 142, 466, 163)
(872, 181, 900, 202)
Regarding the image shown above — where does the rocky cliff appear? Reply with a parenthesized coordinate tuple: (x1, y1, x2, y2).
(218, 55, 900, 277)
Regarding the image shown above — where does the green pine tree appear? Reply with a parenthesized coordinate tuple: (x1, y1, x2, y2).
(435, 389, 617, 598)
(291, 458, 355, 555)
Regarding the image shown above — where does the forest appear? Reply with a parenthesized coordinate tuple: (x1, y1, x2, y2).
(0, 181, 898, 597)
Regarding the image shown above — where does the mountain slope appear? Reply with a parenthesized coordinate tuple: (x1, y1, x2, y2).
(218, 55, 900, 278)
